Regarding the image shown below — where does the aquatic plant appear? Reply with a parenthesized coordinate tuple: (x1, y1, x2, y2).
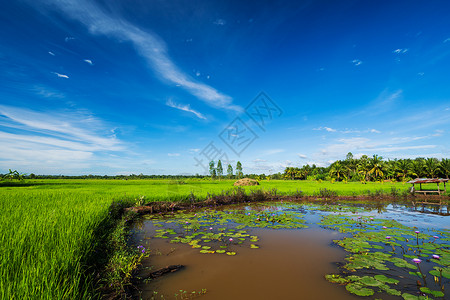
(321, 213, 449, 298)
(146, 206, 307, 255)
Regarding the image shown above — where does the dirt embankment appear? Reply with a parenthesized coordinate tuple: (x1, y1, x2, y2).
(125, 193, 449, 215)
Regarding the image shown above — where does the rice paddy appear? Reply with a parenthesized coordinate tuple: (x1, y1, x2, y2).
(0, 179, 448, 299)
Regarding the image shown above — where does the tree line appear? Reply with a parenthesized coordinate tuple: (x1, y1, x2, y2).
(283, 153, 450, 182)
(208, 160, 243, 179)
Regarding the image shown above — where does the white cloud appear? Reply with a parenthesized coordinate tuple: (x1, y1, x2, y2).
(40, 0, 239, 111)
(352, 59, 362, 66)
(48, 51, 55, 56)
(52, 72, 69, 79)
(32, 85, 65, 99)
(166, 99, 206, 120)
(0, 105, 123, 173)
(444, 38, 450, 43)
(213, 19, 226, 26)
(297, 153, 307, 159)
(393, 48, 408, 54)
(168, 153, 180, 157)
(253, 159, 267, 162)
(370, 129, 380, 133)
(314, 126, 336, 132)
(83, 59, 93, 65)
(65, 36, 75, 42)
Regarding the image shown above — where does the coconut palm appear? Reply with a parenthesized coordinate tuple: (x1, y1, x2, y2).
(440, 158, 450, 179)
(384, 159, 397, 181)
(395, 159, 413, 182)
(330, 161, 345, 181)
(411, 158, 425, 178)
(368, 155, 384, 181)
(357, 158, 371, 183)
(424, 158, 439, 178)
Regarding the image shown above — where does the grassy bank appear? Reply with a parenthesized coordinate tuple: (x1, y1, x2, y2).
(0, 179, 447, 299)
(3, 178, 442, 199)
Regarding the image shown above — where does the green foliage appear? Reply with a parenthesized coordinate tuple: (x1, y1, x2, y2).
(236, 161, 243, 178)
(226, 164, 233, 179)
(216, 160, 223, 179)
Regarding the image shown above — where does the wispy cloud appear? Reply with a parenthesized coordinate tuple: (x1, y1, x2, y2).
(32, 85, 65, 99)
(351, 59, 362, 66)
(297, 153, 307, 159)
(0, 105, 123, 173)
(393, 48, 409, 54)
(166, 99, 206, 120)
(52, 72, 69, 79)
(65, 36, 75, 42)
(168, 153, 180, 157)
(38, 0, 239, 111)
(83, 59, 93, 65)
(314, 126, 336, 132)
(48, 51, 55, 56)
(444, 38, 450, 43)
(213, 19, 226, 26)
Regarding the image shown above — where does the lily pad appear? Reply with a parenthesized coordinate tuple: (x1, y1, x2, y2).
(345, 282, 374, 296)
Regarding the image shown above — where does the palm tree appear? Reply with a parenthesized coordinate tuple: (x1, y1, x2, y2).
(395, 159, 413, 182)
(424, 158, 440, 178)
(284, 167, 296, 180)
(384, 159, 397, 181)
(411, 158, 425, 178)
(357, 159, 371, 183)
(330, 161, 345, 181)
(368, 155, 384, 181)
(440, 158, 450, 179)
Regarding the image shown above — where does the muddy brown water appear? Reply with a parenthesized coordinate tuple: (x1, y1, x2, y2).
(134, 225, 361, 300)
(131, 203, 449, 300)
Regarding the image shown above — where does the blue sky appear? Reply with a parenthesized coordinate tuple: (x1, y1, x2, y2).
(0, 0, 449, 175)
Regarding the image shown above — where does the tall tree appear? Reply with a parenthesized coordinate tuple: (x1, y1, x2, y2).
(330, 161, 345, 181)
(424, 158, 439, 178)
(209, 161, 216, 179)
(368, 154, 384, 181)
(216, 160, 223, 180)
(411, 158, 425, 178)
(440, 158, 450, 179)
(227, 164, 233, 179)
(236, 161, 243, 178)
(395, 159, 412, 182)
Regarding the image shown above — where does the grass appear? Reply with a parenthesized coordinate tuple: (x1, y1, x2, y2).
(2, 178, 436, 199)
(0, 178, 446, 299)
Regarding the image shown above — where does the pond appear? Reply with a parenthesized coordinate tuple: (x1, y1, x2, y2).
(131, 200, 449, 299)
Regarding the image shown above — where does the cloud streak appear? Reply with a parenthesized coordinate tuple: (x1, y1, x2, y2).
(166, 99, 206, 120)
(0, 104, 123, 173)
(52, 72, 69, 78)
(38, 0, 239, 111)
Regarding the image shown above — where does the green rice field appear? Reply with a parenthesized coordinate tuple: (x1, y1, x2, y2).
(0, 179, 445, 299)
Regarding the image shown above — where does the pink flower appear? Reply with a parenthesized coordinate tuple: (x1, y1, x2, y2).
(229, 238, 233, 242)
(386, 236, 391, 240)
(415, 230, 420, 234)
(432, 255, 440, 260)
(433, 236, 439, 239)
(209, 227, 213, 230)
(412, 258, 422, 264)
(382, 226, 387, 229)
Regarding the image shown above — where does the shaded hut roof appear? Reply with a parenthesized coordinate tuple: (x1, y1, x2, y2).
(407, 178, 448, 184)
